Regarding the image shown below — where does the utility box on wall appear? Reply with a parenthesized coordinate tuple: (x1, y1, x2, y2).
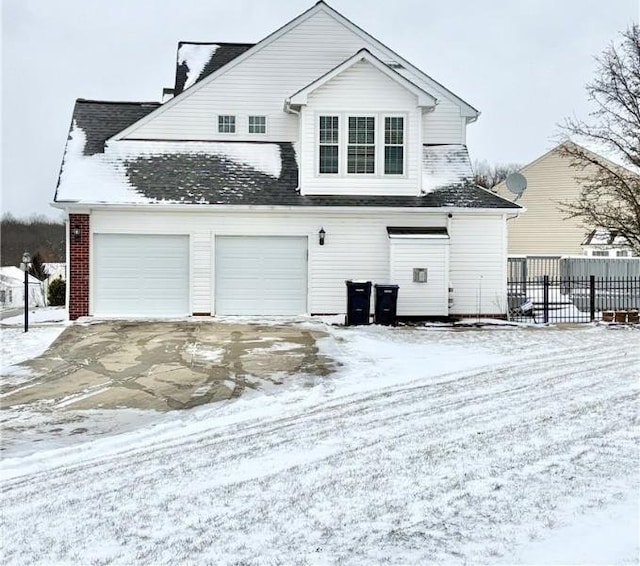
(413, 268, 428, 283)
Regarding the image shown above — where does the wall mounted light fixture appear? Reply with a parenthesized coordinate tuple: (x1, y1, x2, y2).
(319, 227, 326, 246)
(73, 226, 81, 242)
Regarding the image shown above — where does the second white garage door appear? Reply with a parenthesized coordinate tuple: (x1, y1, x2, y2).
(215, 236, 308, 315)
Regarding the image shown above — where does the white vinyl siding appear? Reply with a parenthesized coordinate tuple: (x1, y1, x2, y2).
(119, 10, 469, 147)
(215, 236, 307, 315)
(390, 238, 449, 316)
(421, 98, 466, 145)
(301, 60, 420, 195)
(91, 210, 508, 317)
(93, 234, 189, 316)
(448, 215, 507, 315)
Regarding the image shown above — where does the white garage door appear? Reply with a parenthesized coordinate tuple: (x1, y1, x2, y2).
(93, 234, 189, 317)
(215, 236, 307, 315)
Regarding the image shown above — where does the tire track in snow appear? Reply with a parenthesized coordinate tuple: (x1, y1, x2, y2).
(1, 328, 638, 565)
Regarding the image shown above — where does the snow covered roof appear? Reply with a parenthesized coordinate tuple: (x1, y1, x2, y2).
(0, 267, 42, 285)
(54, 103, 518, 210)
(173, 42, 254, 95)
(582, 228, 630, 247)
(422, 144, 474, 195)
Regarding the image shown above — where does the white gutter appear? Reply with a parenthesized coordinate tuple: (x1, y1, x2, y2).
(52, 201, 523, 215)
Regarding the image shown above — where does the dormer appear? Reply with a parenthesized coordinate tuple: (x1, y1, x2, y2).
(290, 50, 437, 196)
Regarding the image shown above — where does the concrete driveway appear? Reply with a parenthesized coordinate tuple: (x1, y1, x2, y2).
(1, 320, 334, 412)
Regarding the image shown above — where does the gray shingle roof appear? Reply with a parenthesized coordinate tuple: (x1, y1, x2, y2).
(71, 99, 160, 155)
(173, 42, 254, 95)
(55, 101, 519, 210)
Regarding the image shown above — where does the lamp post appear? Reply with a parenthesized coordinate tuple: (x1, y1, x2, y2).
(20, 251, 32, 333)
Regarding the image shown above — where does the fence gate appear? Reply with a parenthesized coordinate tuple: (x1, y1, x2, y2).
(507, 257, 640, 323)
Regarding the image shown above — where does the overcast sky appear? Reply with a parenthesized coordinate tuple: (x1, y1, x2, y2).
(2, 0, 638, 220)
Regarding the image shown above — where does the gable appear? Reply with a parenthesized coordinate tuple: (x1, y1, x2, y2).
(288, 50, 436, 109)
(306, 59, 421, 110)
(113, 3, 477, 142)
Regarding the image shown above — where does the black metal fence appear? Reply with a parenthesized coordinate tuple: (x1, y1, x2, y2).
(508, 275, 640, 323)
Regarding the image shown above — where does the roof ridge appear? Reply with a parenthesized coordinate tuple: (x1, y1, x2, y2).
(177, 41, 255, 46)
(76, 98, 161, 106)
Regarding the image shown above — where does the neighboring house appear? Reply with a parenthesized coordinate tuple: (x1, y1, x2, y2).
(42, 262, 67, 304)
(581, 229, 634, 258)
(53, 1, 520, 321)
(494, 142, 636, 257)
(0, 267, 46, 309)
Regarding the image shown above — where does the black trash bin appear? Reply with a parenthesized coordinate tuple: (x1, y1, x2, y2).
(374, 284, 399, 326)
(345, 280, 372, 326)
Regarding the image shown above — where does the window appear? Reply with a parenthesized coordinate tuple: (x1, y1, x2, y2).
(348, 116, 375, 174)
(317, 113, 406, 176)
(249, 115, 266, 134)
(616, 250, 630, 257)
(592, 250, 609, 257)
(384, 117, 404, 174)
(319, 116, 339, 174)
(218, 115, 236, 133)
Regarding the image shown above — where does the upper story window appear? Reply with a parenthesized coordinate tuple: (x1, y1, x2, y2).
(249, 115, 266, 134)
(317, 113, 406, 177)
(218, 115, 236, 133)
(319, 116, 339, 174)
(384, 117, 404, 175)
(348, 117, 375, 174)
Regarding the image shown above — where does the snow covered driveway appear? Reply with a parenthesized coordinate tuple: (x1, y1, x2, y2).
(1, 324, 638, 565)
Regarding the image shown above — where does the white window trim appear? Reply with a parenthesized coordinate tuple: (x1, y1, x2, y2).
(318, 115, 340, 175)
(248, 115, 267, 135)
(217, 114, 237, 135)
(315, 111, 407, 179)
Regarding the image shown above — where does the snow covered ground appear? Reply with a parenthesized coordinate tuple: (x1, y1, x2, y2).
(1, 307, 66, 371)
(1, 321, 638, 565)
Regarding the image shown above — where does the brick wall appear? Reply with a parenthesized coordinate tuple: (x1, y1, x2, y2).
(69, 214, 90, 320)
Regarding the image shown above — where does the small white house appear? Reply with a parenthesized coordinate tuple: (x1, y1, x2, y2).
(52, 1, 521, 320)
(582, 229, 634, 257)
(0, 267, 46, 309)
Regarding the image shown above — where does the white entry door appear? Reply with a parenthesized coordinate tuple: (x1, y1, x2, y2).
(93, 234, 190, 317)
(215, 236, 307, 315)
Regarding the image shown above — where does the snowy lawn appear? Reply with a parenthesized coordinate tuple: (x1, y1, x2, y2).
(1, 307, 66, 371)
(1, 321, 638, 565)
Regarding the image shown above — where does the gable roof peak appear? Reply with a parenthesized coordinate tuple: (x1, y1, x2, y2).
(287, 48, 437, 108)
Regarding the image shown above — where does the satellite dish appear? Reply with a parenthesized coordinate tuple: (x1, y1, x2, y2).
(505, 172, 527, 200)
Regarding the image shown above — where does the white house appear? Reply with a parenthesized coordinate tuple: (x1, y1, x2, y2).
(53, 1, 520, 321)
(0, 267, 46, 309)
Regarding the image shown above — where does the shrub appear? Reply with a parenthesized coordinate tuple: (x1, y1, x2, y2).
(48, 276, 66, 306)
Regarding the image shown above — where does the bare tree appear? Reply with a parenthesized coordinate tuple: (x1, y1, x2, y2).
(559, 24, 640, 254)
(474, 160, 521, 190)
(1, 213, 65, 266)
